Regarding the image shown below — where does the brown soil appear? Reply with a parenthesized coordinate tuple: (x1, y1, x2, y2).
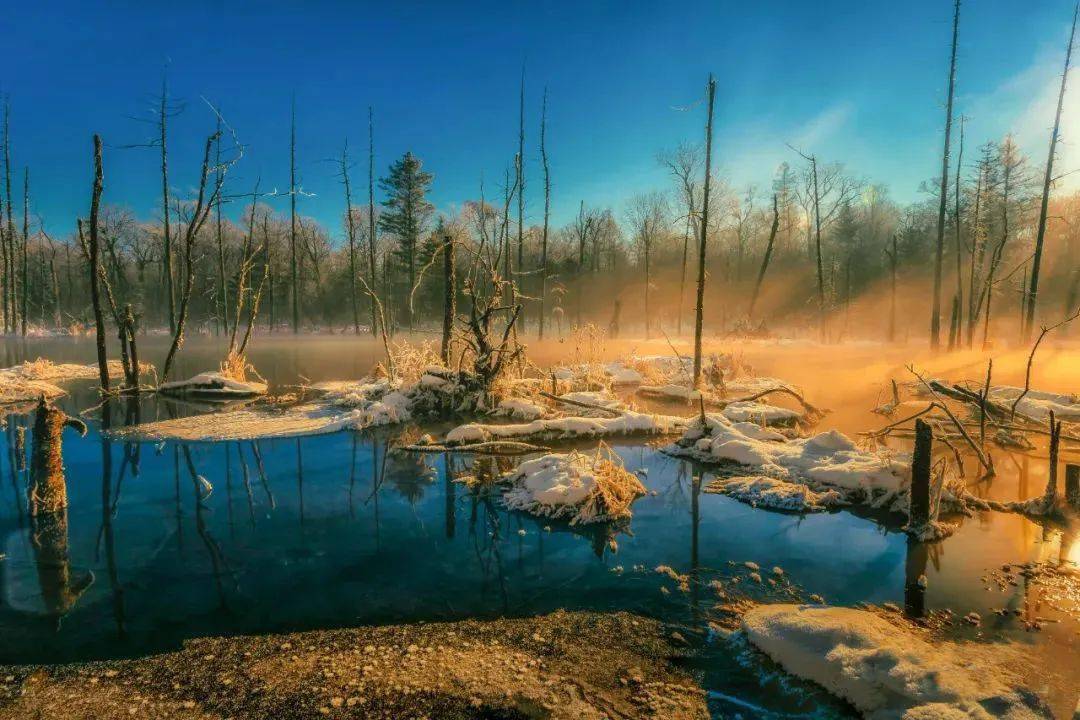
(0, 610, 708, 720)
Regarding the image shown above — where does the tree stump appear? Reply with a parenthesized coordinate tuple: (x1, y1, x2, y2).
(1066, 464, 1079, 510)
(910, 419, 932, 528)
(29, 396, 87, 517)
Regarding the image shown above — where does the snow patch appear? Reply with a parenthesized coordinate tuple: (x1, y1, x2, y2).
(743, 604, 1052, 720)
(159, 371, 268, 398)
(706, 476, 843, 513)
(445, 410, 686, 445)
(670, 414, 910, 513)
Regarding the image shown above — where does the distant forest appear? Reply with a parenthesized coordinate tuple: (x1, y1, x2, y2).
(1, 3, 1078, 348)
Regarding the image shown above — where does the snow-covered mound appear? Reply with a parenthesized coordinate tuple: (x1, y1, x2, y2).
(493, 397, 547, 420)
(159, 371, 267, 399)
(668, 415, 910, 514)
(502, 452, 646, 525)
(445, 410, 686, 445)
(743, 604, 1052, 720)
(986, 386, 1080, 421)
(706, 476, 843, 513)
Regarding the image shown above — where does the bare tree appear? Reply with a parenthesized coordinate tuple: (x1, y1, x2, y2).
(625, 191, 669, 339)
(289, 96, 300, 333)
(4, 99, 16, 335)
(81, 136, 109, 391)
(158, 74, 178, 333)
(538, 87, 551, 340)
(162, 112, 240, 382)
(748, 193, 780, 319)
(931, 0, 961, 351)
(340, 141, 361, 334)
(21, 166, 28, 336)
(1025, 1, 1078, 340)
(368, 106, 379, 337)
(693, 75, 716, 387)
(658, 143, 700, 335)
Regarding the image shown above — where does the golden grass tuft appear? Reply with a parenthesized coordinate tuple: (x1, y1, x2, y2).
(220, 350, 265, 385)
(575, 444, 647, 525)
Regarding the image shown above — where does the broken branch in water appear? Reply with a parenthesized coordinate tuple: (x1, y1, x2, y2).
(538, 390, 622, 417)
(908, 366, 995, 477)
(722, 386, 825, 419)
(398, 440, 549, 456)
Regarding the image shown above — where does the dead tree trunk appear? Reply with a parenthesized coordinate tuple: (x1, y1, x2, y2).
(538, 87, 550, 341)
(21, 165, 29, 337)
(1025, 1, 1078, 341)
(886, 234, 898, 342)
(162, 132, 222, 383)
(693, 75, 716, 388)
(214, 120, 227, 337)
(931, 0, 960, 351)
(341, 142, 360, 334)
(910, 418, 932, 528)
(441, 234, 455, 364)
(748, 194, 780, 319)
(948, 116, 965, 351)
(1065, 463, 1079, 509)
(1044, 410, 1062, 504)
(516, 64, 525, 289)
(289, 96, 300, 334)
(160, 76, 176, 334)
(85, 136, 109, 392)
(4, 100, 16, 335)
(367, 106, 379, 337)
(29, 397, 87, 517)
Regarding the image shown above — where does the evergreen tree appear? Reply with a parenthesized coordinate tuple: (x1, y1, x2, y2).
(379, 151, 434, 328)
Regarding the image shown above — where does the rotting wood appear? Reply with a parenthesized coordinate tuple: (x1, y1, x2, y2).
(1065, 463, 1079, 509)
(29, 396, 87, 517)
(909, 419, 932, 529)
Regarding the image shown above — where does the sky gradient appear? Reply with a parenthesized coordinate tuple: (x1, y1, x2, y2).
(5, 0, 1080, 239)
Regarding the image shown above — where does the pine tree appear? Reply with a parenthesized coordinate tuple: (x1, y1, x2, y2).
(379, 152, 433, 329)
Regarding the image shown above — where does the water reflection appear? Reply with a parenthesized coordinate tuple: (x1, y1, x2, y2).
(0, 374, 1075, 715)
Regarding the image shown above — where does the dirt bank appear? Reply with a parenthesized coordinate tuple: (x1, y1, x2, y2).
(0, 610, 708, 719)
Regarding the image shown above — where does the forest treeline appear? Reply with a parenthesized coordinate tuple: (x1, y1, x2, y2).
(1, 2, 1078, 348)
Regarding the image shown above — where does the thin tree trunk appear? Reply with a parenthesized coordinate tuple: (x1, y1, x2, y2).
(160, 76, 175, 334)
(441, 234, 455, 364)
(887, 234, 898, 342)
(289, 96, 300, 334)
(538, 87, 550, 341)
(517, 64, 525, 280)
(368, 107, 379, 337)
(748, 194, 780, 319)
(342, 143, 360, 334)
(811, 156, 825, 340)
(214, 118, 227, 337)
(1025, 1, 1078, 340)
(21, 166, 28, 337)
(949, 116, 965, 350)
(4, 100, 17, 335)
(85, 136, 109, 391)
(931, 0, 960, 351)
(693, 75, 716, 388)
(966, 162, 985, 347)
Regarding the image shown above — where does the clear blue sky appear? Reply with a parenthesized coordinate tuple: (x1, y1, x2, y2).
(4, 0, 1079, 240)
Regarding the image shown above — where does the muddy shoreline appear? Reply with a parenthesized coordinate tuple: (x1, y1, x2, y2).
(0, 610, 709, 719)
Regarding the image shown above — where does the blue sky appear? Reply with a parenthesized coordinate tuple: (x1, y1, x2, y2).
(4, 0, 1079, 239)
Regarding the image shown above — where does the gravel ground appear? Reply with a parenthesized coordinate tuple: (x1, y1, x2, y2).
(0, 610, 709, 719)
